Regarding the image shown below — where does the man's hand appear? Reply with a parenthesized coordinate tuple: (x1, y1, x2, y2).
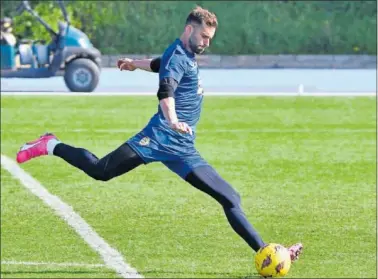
(159, 97, 192, 136)
(169, 121, 193, 135)
(117, 58, 136, 71)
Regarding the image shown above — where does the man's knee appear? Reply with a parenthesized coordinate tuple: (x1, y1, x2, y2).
(204, 168, 242, 209)
(222, 186, 241, 209)
(90, 170, 112, 181)
(87, 164, 113, 181)
(93, 174, 112, 181)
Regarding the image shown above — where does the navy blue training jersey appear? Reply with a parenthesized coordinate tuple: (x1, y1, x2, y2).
(148, 38, 204, 135)
(126, 38, 209, 175)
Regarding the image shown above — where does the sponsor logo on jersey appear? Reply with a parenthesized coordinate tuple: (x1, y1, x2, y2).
(139, 137, 150, 146)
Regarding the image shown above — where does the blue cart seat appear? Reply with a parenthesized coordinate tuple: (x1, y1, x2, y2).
(1, 44, 16, 69)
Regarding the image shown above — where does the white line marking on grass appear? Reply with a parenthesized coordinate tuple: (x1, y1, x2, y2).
(1, 261, 106, 268)
(0, 154, 143, 279)
(298, 84, 304, 95)
(0, 91, 376, 97)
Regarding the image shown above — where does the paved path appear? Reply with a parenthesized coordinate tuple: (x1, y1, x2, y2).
(1, 69, 376, 93)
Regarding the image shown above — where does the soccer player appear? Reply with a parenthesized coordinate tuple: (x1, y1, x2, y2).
(16, 6, 303, 263)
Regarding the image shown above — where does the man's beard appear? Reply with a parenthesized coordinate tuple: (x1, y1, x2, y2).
(189, 37, 205, 54)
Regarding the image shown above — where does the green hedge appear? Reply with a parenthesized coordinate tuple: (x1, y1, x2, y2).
(2, 1, 376, 55)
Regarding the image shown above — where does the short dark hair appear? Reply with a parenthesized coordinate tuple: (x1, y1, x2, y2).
(185, 6, 218, 28)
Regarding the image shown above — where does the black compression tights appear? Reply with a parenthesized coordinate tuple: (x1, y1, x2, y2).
(53, 142, 265, 251)
(53, 142, 143, 181)
(185, 165, 265, 252)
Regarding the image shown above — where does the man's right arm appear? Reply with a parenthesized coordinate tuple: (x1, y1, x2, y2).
(157, 77, 192, 135)
(157, 54, 192, 135)
(160, 97, 192, 135)
(120, 53, 191, 135)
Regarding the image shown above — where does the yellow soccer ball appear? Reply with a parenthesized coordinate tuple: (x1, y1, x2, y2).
(255, 243, 291, 277)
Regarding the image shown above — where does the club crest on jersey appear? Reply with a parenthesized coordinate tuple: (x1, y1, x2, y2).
(189, 61, 197, 69)
(197, 76, 204, 95)
(139, 137, 150, 146)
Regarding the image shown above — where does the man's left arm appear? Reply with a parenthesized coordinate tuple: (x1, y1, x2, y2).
(117, 57, 161, 73)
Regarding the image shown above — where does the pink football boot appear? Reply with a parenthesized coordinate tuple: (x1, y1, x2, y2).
(16, 133, 58, 164)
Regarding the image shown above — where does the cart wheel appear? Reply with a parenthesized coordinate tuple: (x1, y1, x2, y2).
(64, 58, 100, 92)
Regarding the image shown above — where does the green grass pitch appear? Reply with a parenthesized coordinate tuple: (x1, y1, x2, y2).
(1, 95, 376, 278)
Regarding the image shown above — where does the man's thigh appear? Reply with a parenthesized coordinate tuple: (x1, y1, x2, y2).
(163, 153, 209, 179)
(184, 165, 241, 208)
(96, 142, 145, 179)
